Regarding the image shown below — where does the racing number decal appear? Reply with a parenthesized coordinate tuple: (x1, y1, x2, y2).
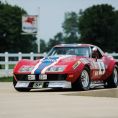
(92, 60, 106, 77)
(97, 60, 105, 75)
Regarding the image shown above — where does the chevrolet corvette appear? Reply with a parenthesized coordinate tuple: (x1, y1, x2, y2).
(13, 44, 118, 92)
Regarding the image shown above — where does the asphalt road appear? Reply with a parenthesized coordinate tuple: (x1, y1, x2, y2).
(0, 83, 118, 118)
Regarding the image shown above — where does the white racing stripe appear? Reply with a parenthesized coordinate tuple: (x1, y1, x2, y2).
(31, 55, 72, 74)
(41, 61, 58, 74)
(31, 59, 43, 74)
(41, 55, 71, 74)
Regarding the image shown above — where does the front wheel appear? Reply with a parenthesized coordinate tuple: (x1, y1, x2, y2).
(104, 66, 118, 88)
(72, 67, 90, 91)
(13, 77, 31, 92)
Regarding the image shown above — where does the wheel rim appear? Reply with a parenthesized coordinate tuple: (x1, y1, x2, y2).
(81, 70, 89, 88)
(113, 68, 118, 84)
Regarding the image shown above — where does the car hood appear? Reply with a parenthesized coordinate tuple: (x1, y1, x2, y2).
(32, 55, 82, 74)
(16, 55, 87, 74)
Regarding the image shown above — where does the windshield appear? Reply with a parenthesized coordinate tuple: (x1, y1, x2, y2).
(47, 47, 90, 57)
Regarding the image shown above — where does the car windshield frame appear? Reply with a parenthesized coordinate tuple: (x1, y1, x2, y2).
(47, 47, 90, 57)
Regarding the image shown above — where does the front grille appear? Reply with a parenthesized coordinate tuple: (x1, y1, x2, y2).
(15, 74, 67, 81)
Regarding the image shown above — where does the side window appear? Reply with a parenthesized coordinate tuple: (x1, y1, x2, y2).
(91, 46, 103, 59)
(97, 48, 103, 59)
(76, 47, 90, 57)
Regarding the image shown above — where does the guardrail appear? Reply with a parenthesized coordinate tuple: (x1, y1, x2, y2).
(0, 52, 118, 77)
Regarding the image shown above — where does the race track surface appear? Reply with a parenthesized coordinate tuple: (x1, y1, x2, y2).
(0, 82, 118, 118)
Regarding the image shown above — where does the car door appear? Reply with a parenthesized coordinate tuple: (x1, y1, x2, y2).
(90, 46, 106, 80)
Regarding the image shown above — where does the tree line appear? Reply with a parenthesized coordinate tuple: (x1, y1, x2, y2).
(0, 2, 37, 53)
(0, 2, 118, 53)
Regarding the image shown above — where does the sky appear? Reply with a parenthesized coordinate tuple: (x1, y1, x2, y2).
(1, 0, 118, 41)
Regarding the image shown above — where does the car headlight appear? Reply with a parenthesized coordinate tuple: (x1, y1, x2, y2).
(46, 66, 66, 72)
(19, 66, 34, 72)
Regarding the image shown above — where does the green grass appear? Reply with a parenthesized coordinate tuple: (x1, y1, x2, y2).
(0, 77, 13, 82)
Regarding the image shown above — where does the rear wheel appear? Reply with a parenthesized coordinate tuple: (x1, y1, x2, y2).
(72, 67, 90, 91)
(13, 77, 31, 92)
(104, 66, 118, 88)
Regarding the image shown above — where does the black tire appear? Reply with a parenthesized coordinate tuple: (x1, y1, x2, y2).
(72, 67, 90, 91)
(13, 77, 31, 92)
(104, 66, 118, 88)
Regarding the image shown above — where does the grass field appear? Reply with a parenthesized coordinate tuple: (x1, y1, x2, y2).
(0, 77, 13, 82)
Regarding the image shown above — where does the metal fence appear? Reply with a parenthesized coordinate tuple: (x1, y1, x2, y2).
(0, 52, 118, 77)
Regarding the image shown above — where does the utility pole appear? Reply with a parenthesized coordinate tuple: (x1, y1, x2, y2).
(37, 7, 40, 53)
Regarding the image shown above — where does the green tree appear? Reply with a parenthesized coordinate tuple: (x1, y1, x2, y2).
(62, 12, 80, 43)
(78, 4, 117, 52)
(0, 2, 37, 53)
(40, 39, 47, 53)
(54, 32, 64, 43)
(47, 32, 64, 51)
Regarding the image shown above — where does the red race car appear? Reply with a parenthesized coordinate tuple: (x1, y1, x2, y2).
(13, 44, 118, 92)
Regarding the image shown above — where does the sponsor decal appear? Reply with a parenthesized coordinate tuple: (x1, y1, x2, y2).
(48, 81, 71, 88)
(28, 75, 35, 80)
(39, 74, 47, 80)
(94, 71, 99, 76)
(15, 81, 29, 88)
(73, 61, 81, 69)
(41, 56, 59, 63)
(22, 15, 38, 33)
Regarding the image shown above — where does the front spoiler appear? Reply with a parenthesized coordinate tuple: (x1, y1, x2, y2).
(15, 81, 72, 89)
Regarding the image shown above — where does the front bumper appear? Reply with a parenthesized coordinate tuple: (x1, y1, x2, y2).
(15, 81, 72, 89)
